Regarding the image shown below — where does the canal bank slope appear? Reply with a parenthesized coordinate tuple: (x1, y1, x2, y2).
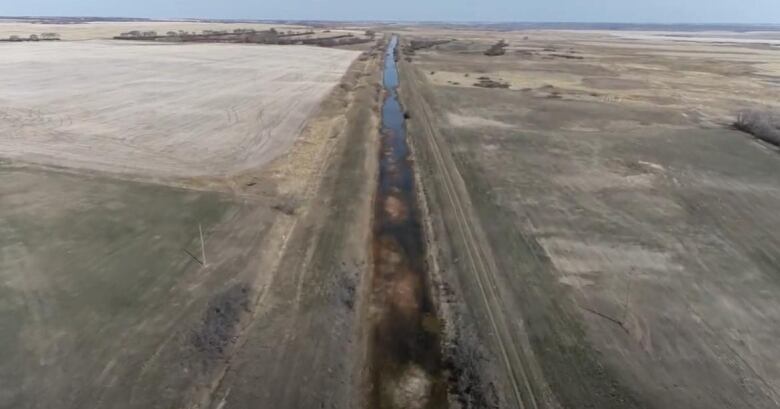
(193, 44, 384, 409)
(398, 48, 548, 409)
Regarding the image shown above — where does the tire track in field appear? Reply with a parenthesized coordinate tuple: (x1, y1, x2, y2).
(401, 61, 539, 409)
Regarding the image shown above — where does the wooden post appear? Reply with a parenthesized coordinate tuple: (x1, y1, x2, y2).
(199, 223, 207, 267)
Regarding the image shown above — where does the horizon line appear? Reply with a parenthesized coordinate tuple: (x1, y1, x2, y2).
(1, 15, 779, 27)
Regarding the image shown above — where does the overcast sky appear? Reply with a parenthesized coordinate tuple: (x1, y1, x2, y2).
(2, 0, 780, 24)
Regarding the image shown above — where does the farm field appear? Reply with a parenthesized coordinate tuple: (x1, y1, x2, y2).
(397, 28, 780, 408)
(4, 16, 780, 409)
(0, 40, 359, 180)
(0, 20, 382, 409)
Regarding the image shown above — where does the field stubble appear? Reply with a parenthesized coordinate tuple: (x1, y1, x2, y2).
(0, 40, 359, 182)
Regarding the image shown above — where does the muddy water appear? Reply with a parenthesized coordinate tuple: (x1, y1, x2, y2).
(368, 36, 447, 409)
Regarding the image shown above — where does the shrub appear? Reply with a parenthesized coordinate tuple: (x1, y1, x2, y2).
(484, 40, 508, 56)
(734, 110, 780, 147)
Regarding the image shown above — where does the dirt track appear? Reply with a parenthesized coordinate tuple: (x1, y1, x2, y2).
(400, 54, 538, 409)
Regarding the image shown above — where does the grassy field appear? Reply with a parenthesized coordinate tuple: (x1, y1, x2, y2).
(0, 165, 242, 408)
(399, 29, 780, 408)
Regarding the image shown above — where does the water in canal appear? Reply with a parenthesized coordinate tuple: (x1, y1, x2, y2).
(368, 35, 447, 409)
